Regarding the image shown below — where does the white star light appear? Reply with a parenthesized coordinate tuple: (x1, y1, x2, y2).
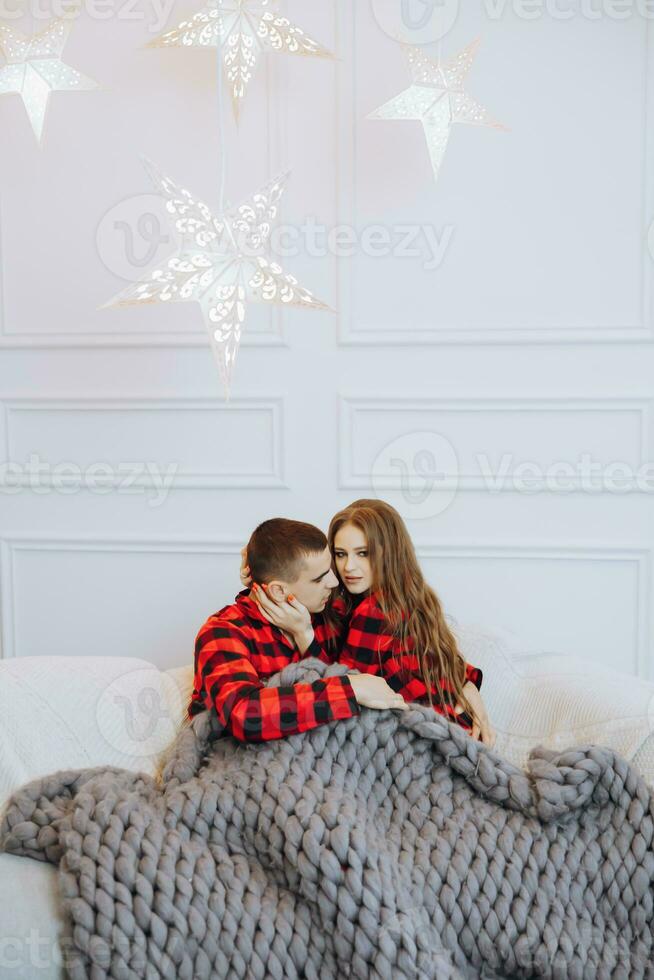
(99, 159, 331, 397)
(0, 17, 99, 145)
(146, 0, 333, 121)
(368, 38, 507, 184)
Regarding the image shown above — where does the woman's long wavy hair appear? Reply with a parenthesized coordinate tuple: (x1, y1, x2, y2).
(326, 499, 479, 728)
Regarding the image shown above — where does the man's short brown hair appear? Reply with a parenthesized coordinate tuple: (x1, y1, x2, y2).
(247, 518, 328, 584)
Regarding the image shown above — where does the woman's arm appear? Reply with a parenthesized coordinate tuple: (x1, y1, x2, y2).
(454, 681, 495, 746)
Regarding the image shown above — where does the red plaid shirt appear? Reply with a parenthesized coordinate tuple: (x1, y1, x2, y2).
(188, 589, 360, 741)
(335, 592, 484, 734)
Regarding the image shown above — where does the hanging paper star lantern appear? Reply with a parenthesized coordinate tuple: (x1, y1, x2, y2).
(145, 0, 333, 121)
(0, 15, 99, 145)
(99, 158, 331, 397)
(368, 37, 507, 185)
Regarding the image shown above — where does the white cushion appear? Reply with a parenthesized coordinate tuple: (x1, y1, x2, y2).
(451, 619, 654, 786)
(0, 853, 70, 980)
(0, 656, 191, 814)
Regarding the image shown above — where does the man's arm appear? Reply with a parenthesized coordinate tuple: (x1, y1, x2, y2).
(192, 618, 360, 742)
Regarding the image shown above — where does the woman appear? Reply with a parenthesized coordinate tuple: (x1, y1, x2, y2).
(326, 499, 493, 745)
(242, 499, 494, 745)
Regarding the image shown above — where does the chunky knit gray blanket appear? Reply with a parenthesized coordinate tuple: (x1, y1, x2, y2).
(2, 657, 654, 980)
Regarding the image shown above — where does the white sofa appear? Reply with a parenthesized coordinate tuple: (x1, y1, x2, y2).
(1, 624, 653, 980)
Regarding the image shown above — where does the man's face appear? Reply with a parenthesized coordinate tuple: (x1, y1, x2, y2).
(270, 546, 338, 614)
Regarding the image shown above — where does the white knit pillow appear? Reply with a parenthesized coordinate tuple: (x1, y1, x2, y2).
(0, 656, 190, 812)
(451, 619, 654, 787)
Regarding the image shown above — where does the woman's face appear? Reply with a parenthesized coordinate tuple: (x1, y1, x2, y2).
(333, 523, 373, 595)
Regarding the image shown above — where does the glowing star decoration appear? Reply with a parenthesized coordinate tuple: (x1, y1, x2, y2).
(99, 158, 331, 397)
(0, 16, 99, 145)
(146, 0, 333, 121)
(368, 37, 507, 185)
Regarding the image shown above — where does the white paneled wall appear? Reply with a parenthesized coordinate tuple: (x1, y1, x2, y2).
(339, 395, 654, 490)
(0, 1, 652, 678)
(0, 538, 244, 668)
(2, 397, 285, 489)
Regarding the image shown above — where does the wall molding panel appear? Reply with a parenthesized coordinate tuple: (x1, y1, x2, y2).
(412, 540, 652, 680)
(334, 1, 654, 346)
(0, 395, 286, 490)
(0, 56, 288, 350)
(0, 536, 245, 661)
(339, 394, 654, 493)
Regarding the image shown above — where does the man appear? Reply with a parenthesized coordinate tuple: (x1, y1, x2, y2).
(189, 518, 407, 742)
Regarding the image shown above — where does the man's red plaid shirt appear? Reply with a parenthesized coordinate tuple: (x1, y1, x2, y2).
(188, 589, 360, 741)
